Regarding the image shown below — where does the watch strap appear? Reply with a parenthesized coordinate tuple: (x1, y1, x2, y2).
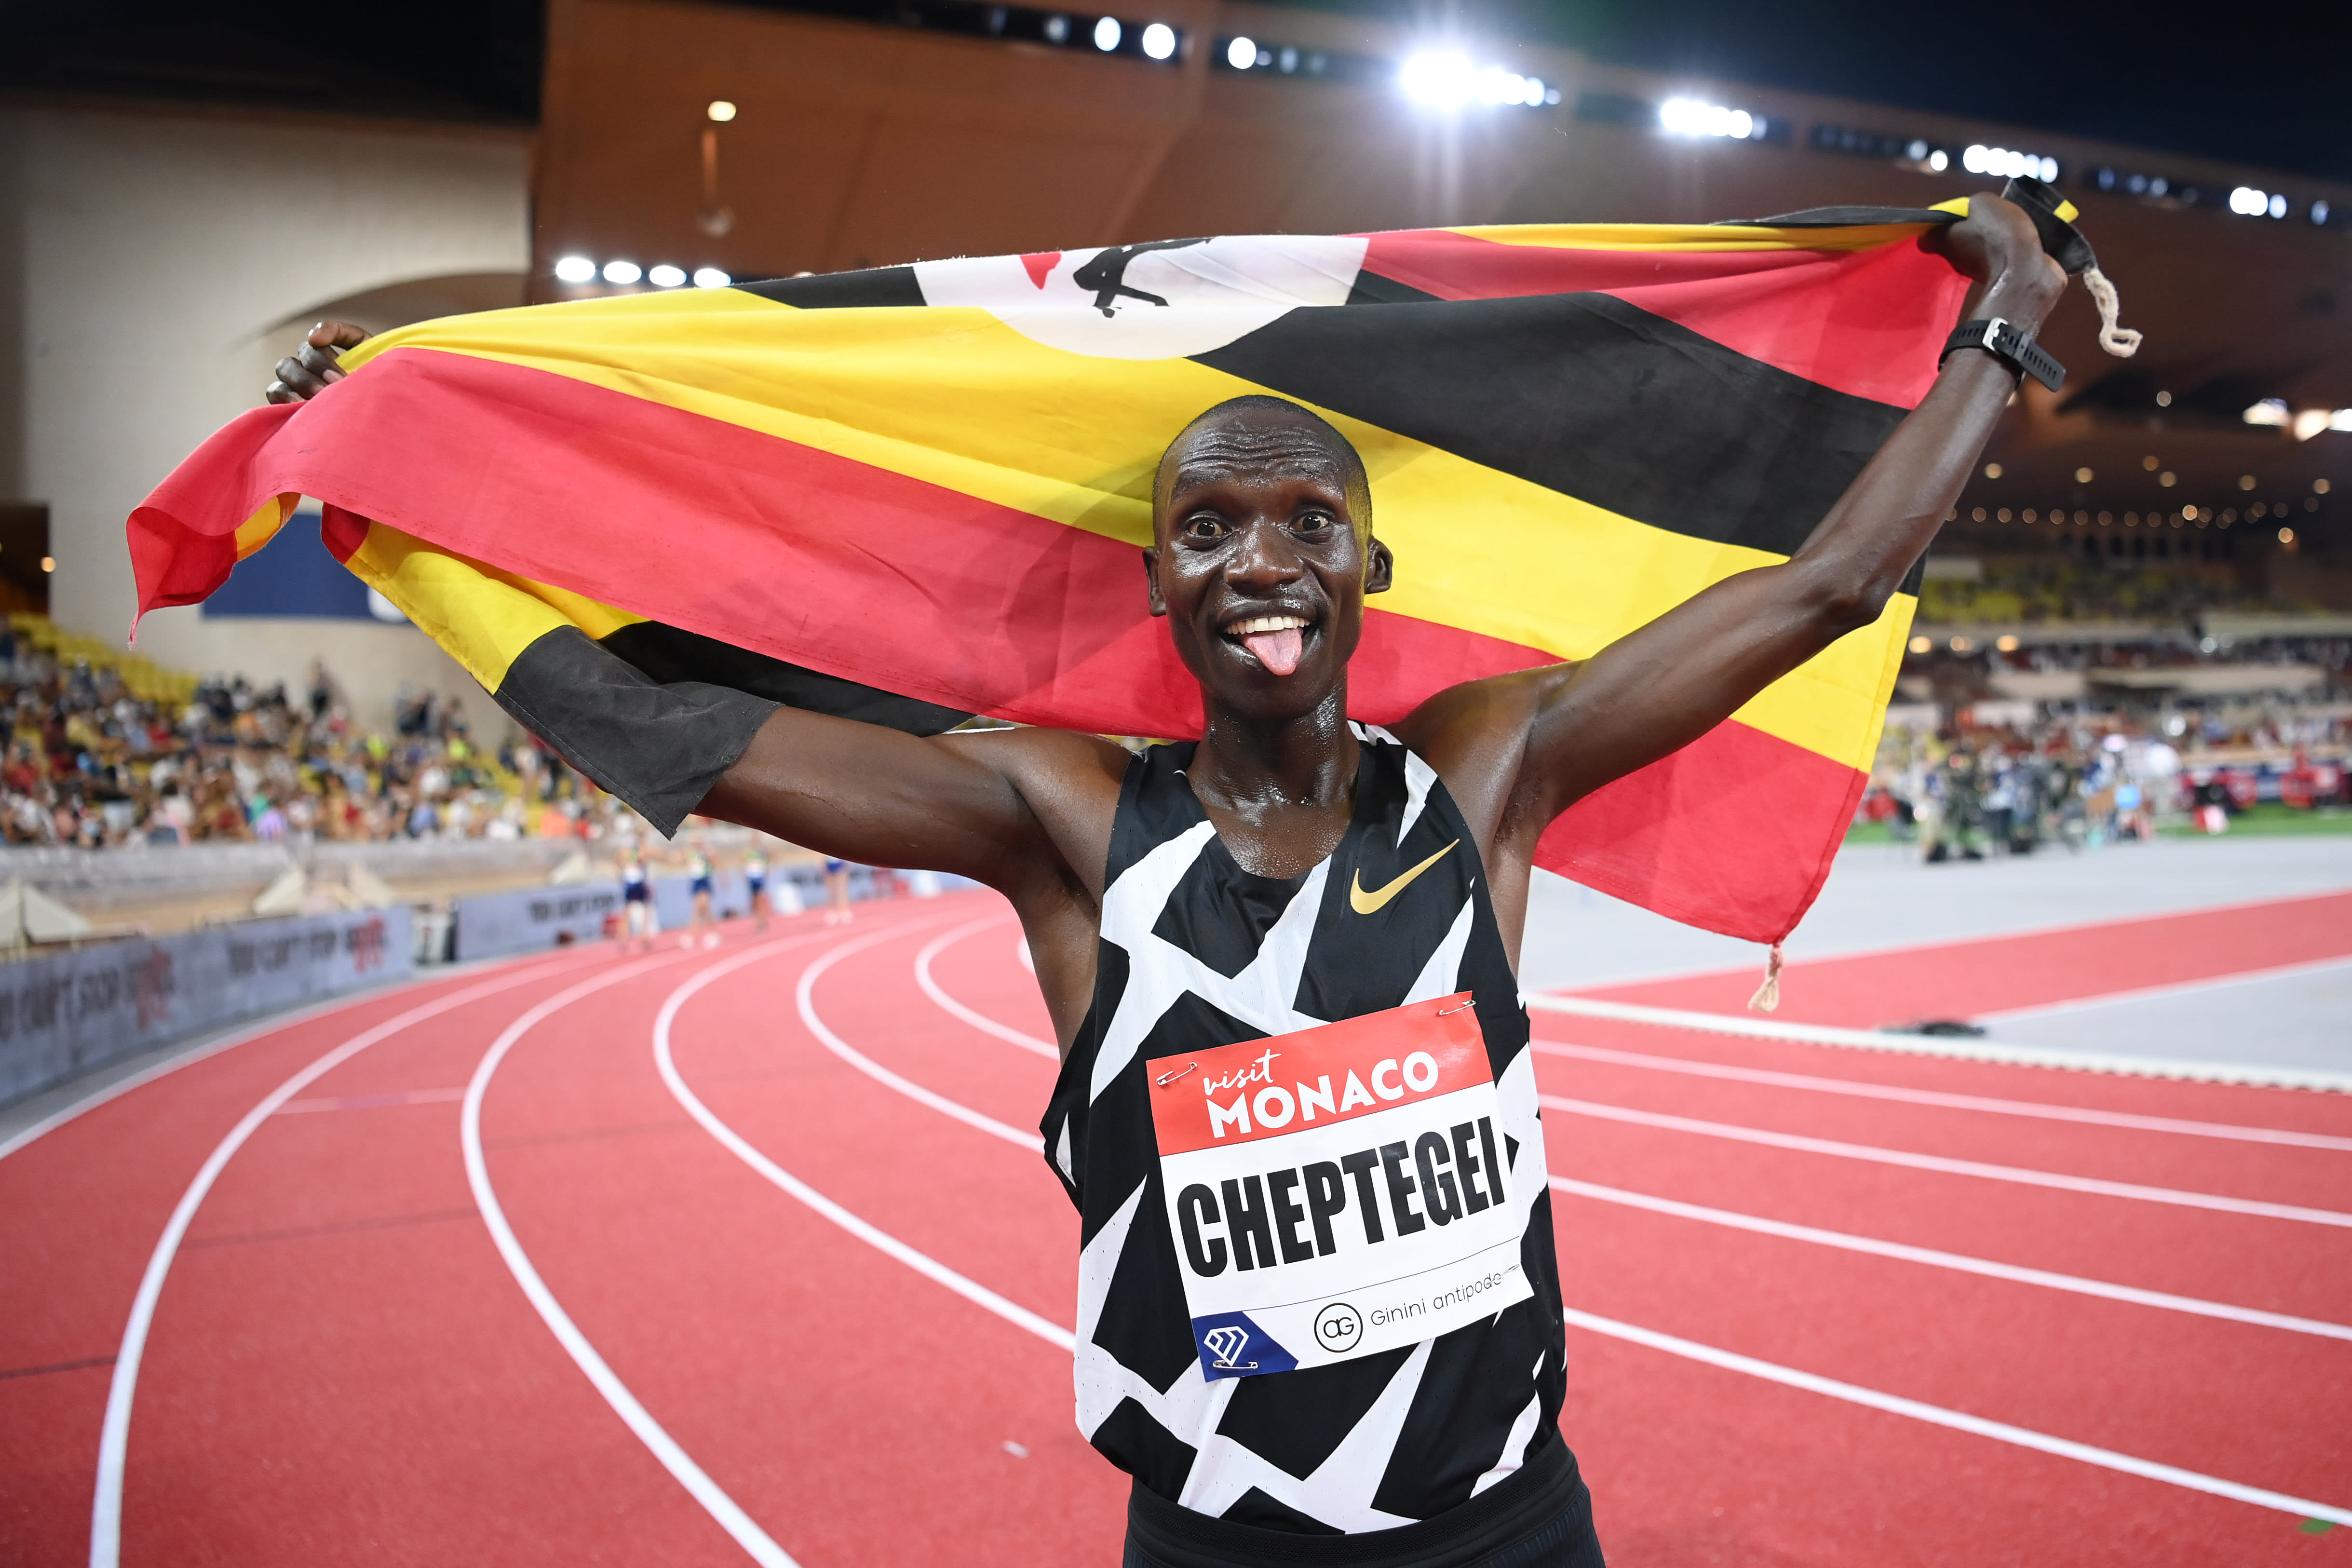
(1943, 316, 2067, 392)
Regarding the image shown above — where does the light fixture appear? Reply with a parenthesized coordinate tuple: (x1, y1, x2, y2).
(602, 259, 643, 284)
(1141, 22, 1176, 59)
(1907, 635, 1932, 654)
(1960, 145, 2057, 180)
(1093, 16, 1120, 50)
(2239, 474, 2257, 490)
(2243, 399, 2289, 427)
(2279, 527, 2296, 544)
(1660, 96, 1761, 139)
(1949, 635, 1974, 652)
(2314, 200, 2333, 225)
(1400, 53, 1473, 106)
(40, 556, 54, 573)
(554, 255, 597, 284)
(2318, 478, 2334, 493)
(2330, 411, 2352, 432)
(2142, 455, 2159, 471)
(648, 264, 686, 288)
(1983, 462, 2001, 478)
(2229, 186, 2278, 217)
(2074, 466, 2094, 483)
(707, 100, 737, 122)
(2155, 390, 2172, 406)
(2270, 193, 2288, 218)
(692, 267, 731, 288)
(1226, 35, 1254, 68)
(1043, 14, 1068, 42)
(1995, 634, 2019, 652)
(1927, 149, 1948, 172)
(2294, 409, 2332, 441)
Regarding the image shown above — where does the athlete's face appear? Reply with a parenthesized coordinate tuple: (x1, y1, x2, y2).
(1146, 408, 1392, 719)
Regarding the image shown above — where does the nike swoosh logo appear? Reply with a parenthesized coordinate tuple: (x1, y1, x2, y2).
(1350, 840, 1458, 915)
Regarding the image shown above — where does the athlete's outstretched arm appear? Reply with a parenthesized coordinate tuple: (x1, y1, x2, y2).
(1428, 195, 2066, 841)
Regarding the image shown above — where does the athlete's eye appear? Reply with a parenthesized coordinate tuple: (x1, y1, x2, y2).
(1291, 510, 1335, 537)
(1181, 513, 1229, 541)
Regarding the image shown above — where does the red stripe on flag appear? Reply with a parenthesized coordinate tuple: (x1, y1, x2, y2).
(1355, 230, 1967, 408)
(128, 346, 1853, 941)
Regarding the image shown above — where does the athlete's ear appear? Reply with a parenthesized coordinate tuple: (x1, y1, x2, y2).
(1364, 536, 1393, 596)
(1142, 546, 1167, 616)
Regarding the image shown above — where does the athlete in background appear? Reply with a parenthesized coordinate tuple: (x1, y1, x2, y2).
(270, 199, 2063, 1568)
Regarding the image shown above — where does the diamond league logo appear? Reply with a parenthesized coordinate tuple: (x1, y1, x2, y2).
(1202, 1324, 1258, 1371)
(1313, 1301, 1363, 1354)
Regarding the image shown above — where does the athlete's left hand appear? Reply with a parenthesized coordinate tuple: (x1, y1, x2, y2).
(265, 321, 367, 405)
(1929, 193, 2066, 329)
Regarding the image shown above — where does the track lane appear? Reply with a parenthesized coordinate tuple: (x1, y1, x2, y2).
(482, 895, 1122, 1567)
(845, 923, 2352, 1554)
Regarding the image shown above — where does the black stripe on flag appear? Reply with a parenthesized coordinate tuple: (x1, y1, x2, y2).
(1192, 293, 1904, 559)
(735, 268, 926, 309)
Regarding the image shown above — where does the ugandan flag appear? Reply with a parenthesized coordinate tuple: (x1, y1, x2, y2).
(128, 197, 2058, 945)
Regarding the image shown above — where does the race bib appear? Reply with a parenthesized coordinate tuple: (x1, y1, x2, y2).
(1147, 993, 1533, 1380)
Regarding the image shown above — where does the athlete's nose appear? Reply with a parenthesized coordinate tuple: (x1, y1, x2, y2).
(1224, 516, 1307, 593)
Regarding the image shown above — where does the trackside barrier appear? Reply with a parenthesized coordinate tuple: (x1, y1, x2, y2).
(447, 867, 984, 964)
(0, 906, 413, 1108)
(1523, 994, 2352, 1094)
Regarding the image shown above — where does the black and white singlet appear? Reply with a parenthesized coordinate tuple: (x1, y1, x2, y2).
(1041, 726, 1571, 1537)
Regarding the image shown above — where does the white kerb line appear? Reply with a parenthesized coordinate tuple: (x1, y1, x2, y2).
(798, 918, 1041, 1149)
(656, 937, 1075, 1350)
(1560, 1304, 2352, 1529)
(1971, 953, 2352, 1024)
(88, 953, 580, 1568)
(1524, 993, 2352, 1093)
(1548, 1175, 2352, 1342)
(462, 948, 804, 1568)
(1531, 1040, 2352, 1151)
(1541, 1096, 2352, 1229)
(913, 917, 1057, 1059)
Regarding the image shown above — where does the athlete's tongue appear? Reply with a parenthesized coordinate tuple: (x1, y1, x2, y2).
(1241, 628, 1303, 676)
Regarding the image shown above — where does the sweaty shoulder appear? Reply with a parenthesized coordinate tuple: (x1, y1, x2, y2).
(928, 726, 1130, 901)
(1387, 663, 1578, 857)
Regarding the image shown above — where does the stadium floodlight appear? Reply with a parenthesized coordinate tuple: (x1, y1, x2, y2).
(2314, 200, 2332, 224)
(2229, 186, 2268, 216)
(2333, 408, 2352, 431)
(707, 100, 737, 122)
(553, 255, 597, 284)
(648, 264, 687, 288)
(2269, 193, 2288, 218)
(2243, 399, 2289, 427)
(692, 266, 731, 289)
(1142, 22, 1176, 59)
(1226, 35, 1255, 68)
(1093, 16, 1120, 50)
(2292, 408, 2331, 441)
(1659, 97, 1759, 139)
(601, 259, 643, 285)
(1400, 52, 1476, 107)
(1960, 144, 2056, 180)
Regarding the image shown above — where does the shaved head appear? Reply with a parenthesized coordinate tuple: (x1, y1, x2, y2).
(1153, 395, 1373, 538)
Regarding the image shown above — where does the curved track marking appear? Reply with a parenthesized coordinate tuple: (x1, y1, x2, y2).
(1534, 1040, 2352, 1151)
(462, 946, 805, 1568)
(1543, 1095, 2352, 1227)
(913, 918, 1056, 1060)
(1561, 1305, 2352, 1529)
(89, 953, 581, 1568)
(656, 937, 1075, 1351)
(796, 917, 1039, 1149)
(1550, 1176, 2352, 1342)
(719, 924, 2352, 1537)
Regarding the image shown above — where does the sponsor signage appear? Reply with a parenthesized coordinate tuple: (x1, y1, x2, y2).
(0, 907, 411, 1108)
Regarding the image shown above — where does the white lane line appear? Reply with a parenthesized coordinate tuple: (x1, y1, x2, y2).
(1972, 954, 2352, 1024)
(463, 947, 804, 1568)
(798, 918, 1040, 1149)
(1561, 1305, 2352, 1529)
(656, 938, 1076, 1351)
(1541, 1095, 2352, 1228)
(913, 918, 1057, 1060)
(1524, 994, 2352, 1093)
(701, 935, 2352, 1532)
(1548, 1176, 2352, 1342)
(1532, 1040, 2352, 1151)
(88, 954, 582, 1568)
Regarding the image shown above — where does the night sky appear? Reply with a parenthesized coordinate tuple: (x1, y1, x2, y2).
(1346, 0, 2352, 183)
(4, 0, 2347, 184)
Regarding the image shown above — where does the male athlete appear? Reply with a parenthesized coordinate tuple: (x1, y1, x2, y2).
(270, 199, 2062, 1567)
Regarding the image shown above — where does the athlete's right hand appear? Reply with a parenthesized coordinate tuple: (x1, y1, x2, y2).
(265, 321, 368, 404)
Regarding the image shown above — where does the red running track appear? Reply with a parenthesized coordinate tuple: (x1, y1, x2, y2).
(3, 888, 2347, 1566)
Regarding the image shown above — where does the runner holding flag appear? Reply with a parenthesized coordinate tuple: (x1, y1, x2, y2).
(245, 195, 2064, 1565)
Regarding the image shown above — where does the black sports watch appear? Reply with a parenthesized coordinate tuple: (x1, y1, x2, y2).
(1942, 316, 2066, 392)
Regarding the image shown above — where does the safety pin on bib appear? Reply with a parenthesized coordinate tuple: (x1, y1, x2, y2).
(1437, 998, 1477, 1016)
(1155, 1061, 1198, 1087)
